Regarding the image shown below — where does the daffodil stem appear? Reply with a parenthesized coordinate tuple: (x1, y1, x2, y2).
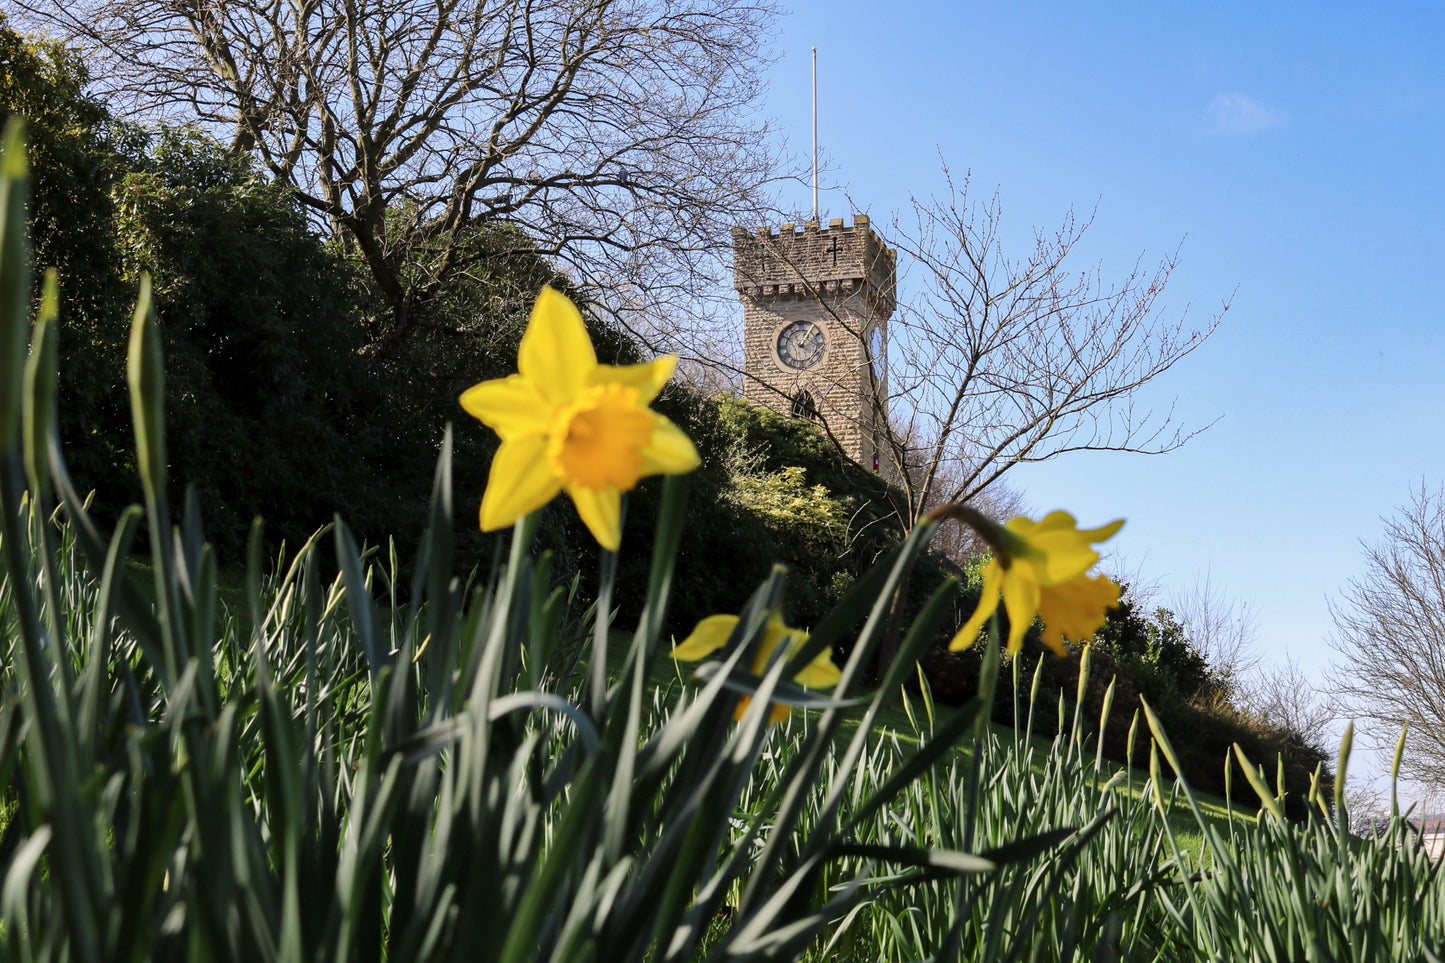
(919, 497, 1034, 566)
(481, 511, 538, 701)
(590, 545, 619, 721)
(976, 616, 1001, 738)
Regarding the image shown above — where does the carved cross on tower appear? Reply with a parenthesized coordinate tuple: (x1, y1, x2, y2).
(826, 235, 841, 266)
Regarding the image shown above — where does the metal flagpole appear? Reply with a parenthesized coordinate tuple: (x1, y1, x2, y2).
(812, 46, 819, 222)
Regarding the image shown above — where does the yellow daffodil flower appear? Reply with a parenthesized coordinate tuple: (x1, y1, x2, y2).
(948, 511, 1124, 656)
(671, 613, 841, 724)
(459, 286, 700, 551)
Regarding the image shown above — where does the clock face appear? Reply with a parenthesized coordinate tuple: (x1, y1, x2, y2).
(777, 320, 826, 369)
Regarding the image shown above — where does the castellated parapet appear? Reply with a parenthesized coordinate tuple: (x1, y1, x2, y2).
(732, 216, 896, 473)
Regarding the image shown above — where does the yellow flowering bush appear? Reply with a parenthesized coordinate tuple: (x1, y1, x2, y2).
(727, 466, 846, 536)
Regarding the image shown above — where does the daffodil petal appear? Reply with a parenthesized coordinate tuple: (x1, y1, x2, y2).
(479, 435, 563, 531)
(1024, 512, 1124, 584)
(518, 286, 597, 404)
(1030, 510, 1077, 530)
(594, 355, 677, 403)
(1079, 518, 1125, 543)
(1036, 626, 1069, 658)
(568, 484, 623, 552)
(671, 614, 739, 660)
(949, 562, 1003, 651)
(1000, 564, 1041, 655)
(1006, 514, 1047, 535)
(1037, 575, 1121, 655)
(794, 649, 842, 688)
(638, 416, 701, 478)
(734, 689, 792, 725)
(1028, 536, 1100, 585)
(459, 375, 551, 439)
(672, 610, 835, 726)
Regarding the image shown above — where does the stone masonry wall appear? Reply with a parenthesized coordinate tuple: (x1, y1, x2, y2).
(732, 216, 896, 471)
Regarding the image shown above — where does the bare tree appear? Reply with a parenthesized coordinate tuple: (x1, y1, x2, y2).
(1240, 653, 1334, 746)
(1329, 484, 1445, 791)
(904, 443, 1028, 565)
(18, 0, 784, 342)
(878, 168, 1227, 530)
(928, 484, 1027, 566)
(1343, 781, 1388, 836)
(1171, 572, 1261, 696)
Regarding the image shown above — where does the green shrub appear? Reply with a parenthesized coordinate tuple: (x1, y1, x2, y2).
(0, 13, 126, 327)
(605, 394, 912, 636)
(109, 128, 374, 548)
(1095, 598, 1216, 704)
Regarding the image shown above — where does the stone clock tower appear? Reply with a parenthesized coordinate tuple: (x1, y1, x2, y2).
(732, 215, 897, 472)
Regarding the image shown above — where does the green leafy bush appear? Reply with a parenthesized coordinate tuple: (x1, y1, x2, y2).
(1095, 598, 1216, 704)
(603, 394, 911, 636)
(108, 128, 373, 546)
(0, 21, 374, 550)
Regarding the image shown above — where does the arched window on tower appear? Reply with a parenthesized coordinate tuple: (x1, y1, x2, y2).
(791, 389, 817, 420)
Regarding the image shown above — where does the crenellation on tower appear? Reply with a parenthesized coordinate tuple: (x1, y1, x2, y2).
(733, 216, 896, 317)
(733, 214, 896, 473)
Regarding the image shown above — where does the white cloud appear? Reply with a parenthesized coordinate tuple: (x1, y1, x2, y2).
(1205, 93, 1281, 136)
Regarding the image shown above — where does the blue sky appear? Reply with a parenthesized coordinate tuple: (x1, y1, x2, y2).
(757, 1, 1445, 792)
